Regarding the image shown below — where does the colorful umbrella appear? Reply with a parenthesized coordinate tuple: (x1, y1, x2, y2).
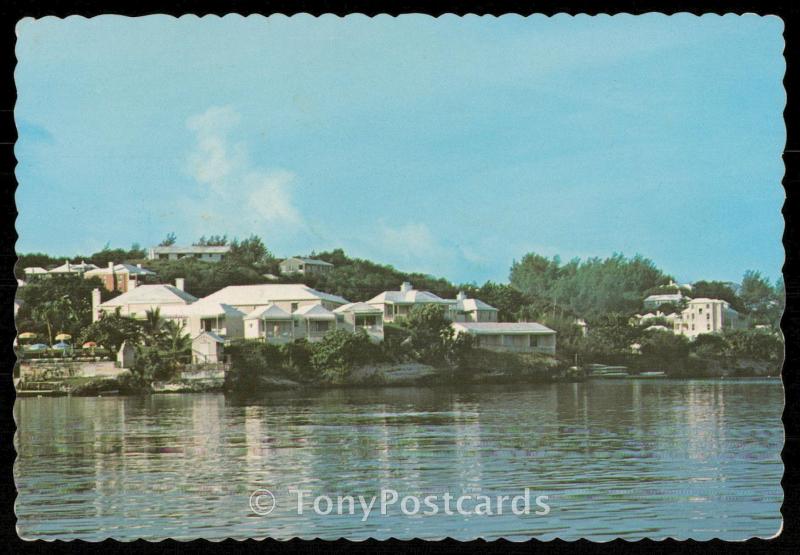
(82, 341, 98, 348)
(55, 333, 72, 341)
(18, 332, 37, 340)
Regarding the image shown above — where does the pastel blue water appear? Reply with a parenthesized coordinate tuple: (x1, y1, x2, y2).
(14, 379, 783, 541)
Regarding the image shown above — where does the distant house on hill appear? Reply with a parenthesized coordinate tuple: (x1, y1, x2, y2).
(279, 257, 334, 276)
(84, 262, 156, 293)
(643, 291, 686, 309)
(23, 267, 49, 280)
(147, 245, 231, 262)
(48, 260, 99, 275)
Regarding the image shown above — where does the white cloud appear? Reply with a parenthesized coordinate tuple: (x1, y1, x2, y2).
(378, 221, 444, 263)
(184, 105, 305, 233)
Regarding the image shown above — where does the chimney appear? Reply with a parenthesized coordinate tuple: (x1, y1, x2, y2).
(175, 277, 185, 291)
(91, 288, 102, 323)
(456, 291, 467, 301)
(136, 263, 142, 269)
(108, 261, 114, 270)
(400, 281, 413, 293)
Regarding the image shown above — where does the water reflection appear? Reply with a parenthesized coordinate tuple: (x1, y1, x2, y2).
(15, 379, 783, 540)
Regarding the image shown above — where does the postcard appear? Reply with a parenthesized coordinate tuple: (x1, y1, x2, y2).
(13, 14, 785, 541)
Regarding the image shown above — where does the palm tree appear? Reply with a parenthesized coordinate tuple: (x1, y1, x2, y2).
(159, 320, 191, 363)
(142, 308, 165, 346)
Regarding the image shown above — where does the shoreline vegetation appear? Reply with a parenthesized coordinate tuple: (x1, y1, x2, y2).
(15, 238, 784, 397)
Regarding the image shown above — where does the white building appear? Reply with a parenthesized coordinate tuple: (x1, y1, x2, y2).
(334, 302, 385, 342)
(451, 322, 557, 355)
(673, 298, 744, 339)
(183, 300, 246, 339)
(448, 291, 498, 322)
(23, 267, 49, 279)
(92, 279, 198, 322)
(202, 283, 348, 315)
(366, 282, 453, 322)
(279, 257, 334, 276)
(147, 245, 231, 262)
(643, 291, 686, 309)
(48, 260, 99, 275)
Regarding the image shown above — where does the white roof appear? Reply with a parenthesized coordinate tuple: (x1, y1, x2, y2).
(24, 267, 48, 275)
(367, 288, 451, 305)
(644, 292, 683, 302)
(688, 297, 728, 305)
(49, 261, 99, 273)
(193, 330, 225, 343)
(203, 284, 348, 306)
(185, 301, 245, 318)
(152, 245, 231, 254)
(334, 302, 383, 314)
(244, 303, 292, 320)
(99, 284, 198, 307)
(280, 257, 334, 267)
(452, 322, 556, 335)
(85, 263, 156, 276)
(453, 298, 497, 312)
(294, 304, 336, 320)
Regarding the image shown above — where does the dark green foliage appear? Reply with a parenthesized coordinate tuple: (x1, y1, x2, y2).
(510, 252, 669, 320)
(77, 310, 143, 353)
(690, 281, 742, 311)
(638, 329, 691, 373)
(721, 329, 784, 363)
(159, 233, 177, 247)
(16, 275, 112, 344)
(308, 248, 458, 302)
(310, 329, 380, 383)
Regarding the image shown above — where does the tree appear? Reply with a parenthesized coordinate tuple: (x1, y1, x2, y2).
(159, 232, 177, 247)
(740, 270, 780, 325)
(638, 329, 691, 374)
(310, 329, 378, 383)
(400, 304, 454, 365)
(228, 235, 273, 268)
(509, 252, 668, 320)
(142, 308, 165, 346)
(16, 275, 107, 341)
(77, 310, 142, 353)
(194, 235, 228, 246)
(690, 280, 742, 311)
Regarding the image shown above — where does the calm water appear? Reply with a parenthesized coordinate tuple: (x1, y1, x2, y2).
(14, 379, 783, 541)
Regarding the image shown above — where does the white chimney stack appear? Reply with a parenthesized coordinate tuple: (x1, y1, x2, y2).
(91, 288, 102, 322)
(136, 263, 142, 269)
(175, 277, 185, 291)
(456, 291, 467, 301)
(400, 282, 413, 293)
(108, 261, 114, 270)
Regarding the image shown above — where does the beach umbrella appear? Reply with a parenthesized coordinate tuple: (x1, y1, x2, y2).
(82, 341, 98, 348)
(18, 332, 37, 340)
(26, 343, 48, 351)
(52, 342, 70, 350)
(55, 333, 72, 341)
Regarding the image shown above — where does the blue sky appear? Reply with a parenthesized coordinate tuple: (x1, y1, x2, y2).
(15, 14, 785, 285)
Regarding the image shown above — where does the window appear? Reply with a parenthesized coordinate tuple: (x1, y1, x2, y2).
(707, 324, 711, 330)
(691, 324, 695, 331)
(698, 308, 703, 314)
(706, 304, 710, 309)
(707, 313, 710, 320)
(291, 302, 299, 312)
